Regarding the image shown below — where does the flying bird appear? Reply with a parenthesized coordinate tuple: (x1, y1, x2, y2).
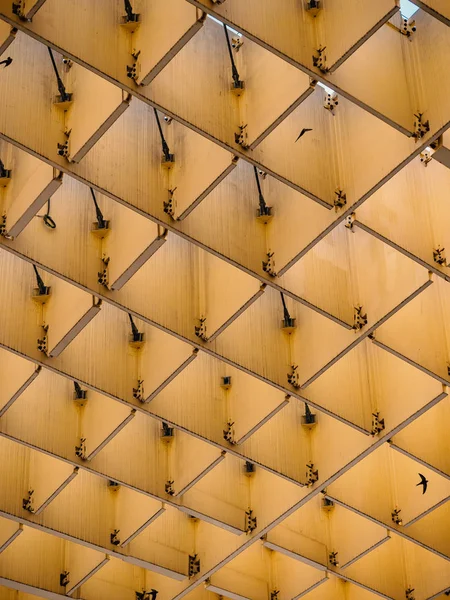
(295, 128, 312, 142)
(416, 473, 428, 494)
(0, 57, 13, 68)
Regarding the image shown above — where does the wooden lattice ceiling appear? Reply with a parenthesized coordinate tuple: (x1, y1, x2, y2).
(0, 1, 449, 599)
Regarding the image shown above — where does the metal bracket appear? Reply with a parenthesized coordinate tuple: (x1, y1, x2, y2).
(244, 461, 255, 476)
(223, 420, 236, 444)
(306, 462, 319, 486)
(110, 529, 121, 545)
(73, 381, 88, 405)
(329, 551, 339, 567)
(301, 403, 316, 427)
(245, 508, 257, 533)
(262, 251, 277, 277)
(221, 376, 232, 389)
(37, 324, 49, 354)
(400, 17, 417, 37)
(322, 496, 334, 511)
(0, 214, 6, 237)
(371, 410, 385, 436)
(433, 246, 448, 267)
(161, 422, 174, 440)
(352, 305, 368, 331)
(57, 135, 70, 159)
(165, 480, 175, 496)
(235, 124, 249, 149)
(231, 37, 243, 51)
(75, 437, 86, 460)
(306, 0, 321, 16)
(334, 189, 347, 209)
(97, 256, 110, 288)
(313, 46, 328, 73)
(324, 90, 338, 113)
(135, 591, 158, 600)
(164, 187, 177, 218)
(420, 148, 433, 166)
(12, 1, 26, 19)
(287, 364, 300, 388)
(126, 50, 141, 81)
(413, 112, 430, 141)
(189, 554, 201, 577)
(132, 379, 144, 402)
(22, 489, 34, 512)
(195, 317, 207, 341)
(391, 507, 403, 526)
(345, 213, 355, 231)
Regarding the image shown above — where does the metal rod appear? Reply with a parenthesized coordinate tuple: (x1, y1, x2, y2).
(32, 265, 47, 295)
(223, 24, 241, 88)
(153, 108, 172, 161)
(123, 0, 135, 21)
(280, 292, 291, 322)
(73, 381, 84, 399)
(47, 47, 69, 102)
(128, 313, 140, 340)
(253, 166, 267, 214)
(90, 187, 106, 229)
(304, 403, 314, 423)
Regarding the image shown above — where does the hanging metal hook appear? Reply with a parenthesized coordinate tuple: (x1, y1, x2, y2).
(43, 199, 56, 229)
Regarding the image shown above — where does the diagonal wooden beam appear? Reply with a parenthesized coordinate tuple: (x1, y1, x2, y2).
(0, 365, 41, 417)
(301, 278, 434, 388)
(171, 389, 448, 599)
(33, 468, 79, 516)
(324, 495, 450, 561)
(0, 524, 22, 554)
(65, 555, 110, 596)
(389, 443, 450, 481)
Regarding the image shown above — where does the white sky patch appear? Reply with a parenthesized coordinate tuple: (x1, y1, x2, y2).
(208, 14, 242, 36)
(317, 81, 336, 96)
(400, 0, 419, 18)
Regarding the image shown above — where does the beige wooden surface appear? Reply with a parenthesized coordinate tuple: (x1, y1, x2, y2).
(0, 2, 448, 599)
(416, 0, 450, 25)
(185, 0, 397, 72)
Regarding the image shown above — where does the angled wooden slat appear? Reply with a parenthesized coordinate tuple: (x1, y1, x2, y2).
(415, 0, 450, 26)
(0, 523, 22, 555)
(0, 20, 16, 54)
(184, 0, 398, 74)
(65, 554, 110, 596)
(0, 3, 448, 599)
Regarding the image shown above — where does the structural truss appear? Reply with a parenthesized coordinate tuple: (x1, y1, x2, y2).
(0, 0, 449, 599)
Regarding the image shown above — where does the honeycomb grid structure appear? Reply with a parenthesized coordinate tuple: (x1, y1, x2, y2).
(0, 0, 449, 599)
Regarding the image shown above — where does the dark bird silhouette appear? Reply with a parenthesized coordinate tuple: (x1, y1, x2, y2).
(295, 128, 312, 142)
(149, 591, 158, 600)
(416, 473, 428, 494)
(0, 57, 13, 68)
